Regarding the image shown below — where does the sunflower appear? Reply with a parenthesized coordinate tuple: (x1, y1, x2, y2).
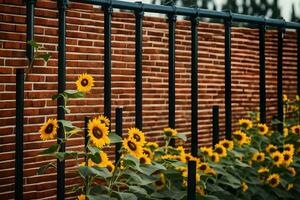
(287, 167, 296, 176)
(257, 123, 268, 135)
(283, 94, 289, 103)
(92, 151, 110, 167)
(176, 146, 185, 154)
(161, 154, 179, 160)
(97, 115, 110, 127)
(200, 146, 213, 156)
(106, 161, 115, 172)
(146, 142, 159, 149)
(232, 130, 247, 146)
(258, 167, 269, 174)
(139, 154, 151, 165)
(198, 163, 210, 173)
(282, 151, 293, 166)
(252, 152, 265, 162)
(214, 144, 227, 157)
(291, 125, 300, 134)
(196, 186, 205, 195)
(239, 119, 253, 130)
(284, 144, 295, 154)
(88, 118, 110, 148)
(154, 173, 166, 190)
(267, 173, 280, 188)
(143, 148, 153, 159)
(219, 139, 234, 150)
(206, 167, 217, 176)
(266, 144, 278, 154)
(271, 151, 284, 167)
(180, 153, 194, 163)
(76, 73, 94, 93)
(287, 183, 294, 191)
(283, 128, 289, 137)
(128, 128, 146, 145)
(163, 127, 177, 137)
(39, 118, 59, 140)
(210, 152, 220, 163)
(182, 170, 201, 182)
(241, 182, 248, 192)
(123, 137, 143, 158)
(77, 194, 86, 200)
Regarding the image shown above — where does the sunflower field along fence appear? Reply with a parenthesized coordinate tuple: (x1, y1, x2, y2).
(0, 0, 300, 199)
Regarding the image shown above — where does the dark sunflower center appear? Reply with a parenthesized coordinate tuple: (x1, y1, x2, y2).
(285, 147, 291, 151)
(223, 143, 229, 148)
(270, 178, 277, 185)
(143, 150, 150, 157)
(211, 155, 216, 161)
(45, 124, 54, 134)
(107, 165, 113, 172)
(259, 127, 265, 132)
(140, 157, 146, 164)
(92, 127, 103, 139)
(156, 180, 163, 186)
(284, 154, 290, 161)
(257, 155, 262, 160)
(185, 156, 191, 161)
(274, 156, 279, 162)
(270, 148, 276, 153)
(128, 141, 137, 151)
(200, 165, 207, 171)
(235, 134, 242, 141)
(81, 79, 89, 86)
(215, 147, 223, 154)
(242, 123, 248, 127)
(94, 156, 102, 164)
(295, 128, 300, 133)
(133, 134, 141, 141)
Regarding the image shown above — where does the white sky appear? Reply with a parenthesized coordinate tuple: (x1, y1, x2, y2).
(121, 0, 300, 21)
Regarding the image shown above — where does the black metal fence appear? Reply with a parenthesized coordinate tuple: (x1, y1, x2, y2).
(16, 0, 300, 199)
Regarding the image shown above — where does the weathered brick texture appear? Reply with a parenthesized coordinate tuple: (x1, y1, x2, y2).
(0, 0, 298, 199)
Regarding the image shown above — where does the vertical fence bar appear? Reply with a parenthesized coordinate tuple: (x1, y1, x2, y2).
(212, 106, 219, 147)
(187, 160, 196, 200)
(277, 26, 284, 134)
(135, 4, 144, 130)
(259, 22, 266, 123)
(57, 1, 68, 199)
(15, 69, 24, 200)
(168, 3, 176, 146)
(115, 107, 123, 163)
(191, 14, 198, 156)
(224, 13, 232, 140)
(25, 0, 36, 60)
(103, 1, 113, 120)
(84, 117, 89, 193)
(297, 24, 300, 96)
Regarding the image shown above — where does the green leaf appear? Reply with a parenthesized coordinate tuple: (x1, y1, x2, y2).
(108, 132, 123, 144)
(123, 154, 140, 167)
(55, 151, 78, 161)
(113, 191, 137, 200)
(52, 93, 65, 100)
(27, 40, 40, 49)
(63, 90, 85, 98)
(87, 195, 113, 200)
(37, 162, 56, 175)
(203, 195, 221, 200)
(122, 170, 156, 185)
(36, 53, 51, 62)
(59, 105, 70, 114)
(78, 166, 112, 179)
(128, 186, 148, 196)
(88, 145, 100, 154)
(176, 132, 187, 141)
(41, 144, 59, 154)
(271, 118, 282, 125)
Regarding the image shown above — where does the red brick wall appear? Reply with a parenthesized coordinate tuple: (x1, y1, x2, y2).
(0, 0, 298, 199)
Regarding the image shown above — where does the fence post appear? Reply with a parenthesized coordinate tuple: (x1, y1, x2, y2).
(187, 160, 196, 200)
(224, 11, 232, 140)
(135, 3, 144, 130)
(25, 0, 36, 60)
(15, 69, 24, 200)
(212, 106, 219, 147)
(103, 0, 113, 121)
(297, 21, 300, 96)
(115, 107, 123, 163)
(259, 21, 266, 123)
(57, 1, 68, 199)
(191, 13, 199, 156)
(277, 23, 285, 134)
(168, 2, 176, 147)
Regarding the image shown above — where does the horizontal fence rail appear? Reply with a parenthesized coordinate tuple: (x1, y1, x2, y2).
(18, 0, 300, 199)
(71, 0, 300, 29)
